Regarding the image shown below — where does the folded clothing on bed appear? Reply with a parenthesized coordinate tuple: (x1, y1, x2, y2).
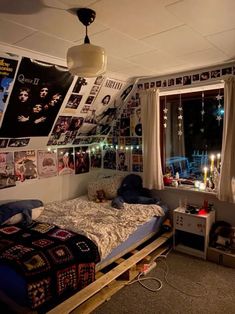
(0, 221, 100, 310)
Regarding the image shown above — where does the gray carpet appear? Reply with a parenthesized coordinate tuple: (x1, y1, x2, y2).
(92, 251, 235, 314)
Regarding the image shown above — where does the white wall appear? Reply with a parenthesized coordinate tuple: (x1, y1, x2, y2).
(0, 169, 102, 203)
(154, 187, 235, 225)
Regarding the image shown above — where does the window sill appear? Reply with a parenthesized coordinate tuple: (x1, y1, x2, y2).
(164, 184, 217, 196)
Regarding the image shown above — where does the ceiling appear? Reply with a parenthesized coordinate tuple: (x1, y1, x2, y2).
(0, 0, 235, 79)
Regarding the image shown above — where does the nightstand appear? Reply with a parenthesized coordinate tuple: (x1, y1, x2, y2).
(173, 207, 215, 259)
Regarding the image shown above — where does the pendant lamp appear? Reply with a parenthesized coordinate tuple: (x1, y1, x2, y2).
(67, 8, 107, 77)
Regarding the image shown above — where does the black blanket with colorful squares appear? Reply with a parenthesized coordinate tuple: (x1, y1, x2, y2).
(0, 222, 100, 311)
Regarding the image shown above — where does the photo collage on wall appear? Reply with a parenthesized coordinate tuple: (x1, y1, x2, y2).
(138, 64, 235, 91)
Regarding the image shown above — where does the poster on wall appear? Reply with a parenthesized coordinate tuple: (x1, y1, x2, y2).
(117, 149, 130, 171)
(90, 147, 102, 168)
(0, 57, 74, 137)
(74, 146, 90, 174)
(0, 57, 18, 124)
(14, 150, 37, 182)
(37, 150, 57, 178)
(57, 147, 74, 176)
(0, 152, 16, 189)
(103, 146, 116, 170)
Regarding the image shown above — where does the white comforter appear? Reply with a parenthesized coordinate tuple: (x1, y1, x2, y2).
(37, 196, 165, 259)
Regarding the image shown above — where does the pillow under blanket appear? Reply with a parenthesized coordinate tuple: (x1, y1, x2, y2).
(0, 199, 43, 226)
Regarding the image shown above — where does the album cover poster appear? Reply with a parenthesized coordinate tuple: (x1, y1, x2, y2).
(103, 146, 116, 170)
(14, 150, 37, 182)
(37, 150, 57, 178)
(0, 57, 73, 137)
(0, 57, 18, 123)
(75, 146, 90, 174)
(57, 147, 74, 176)
(90, 147, 102, 168)
(0, 152, 16, 189)
(117, 150, 130, 171)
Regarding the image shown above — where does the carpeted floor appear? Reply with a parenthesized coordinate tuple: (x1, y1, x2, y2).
(92, 251, 235, 314)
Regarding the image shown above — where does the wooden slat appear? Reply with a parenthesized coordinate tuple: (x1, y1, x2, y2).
(47, 232, 172, 314)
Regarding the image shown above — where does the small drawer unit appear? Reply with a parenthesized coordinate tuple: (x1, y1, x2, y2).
(173, 207, 215, 259)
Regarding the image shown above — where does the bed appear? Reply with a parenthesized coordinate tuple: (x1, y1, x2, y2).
(0, 176, 170, 313)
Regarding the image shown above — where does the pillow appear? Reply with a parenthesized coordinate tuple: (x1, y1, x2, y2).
(0, 199, 44, 225)
(87, 175, 124, 201)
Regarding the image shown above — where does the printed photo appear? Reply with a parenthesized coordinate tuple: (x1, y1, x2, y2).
(65, 94, 83, 110)
(75, 147, 90, 174)
(90, 147, 102, 168)
(72, 77, 87, 93)
(57, 147, 74, 175)
(117, 150, 130, 171)
(8, 138, 30, 147)
(0, 138, 8, 148)
(37, 150, 57, 178)
(14, 150, 37, 182)
(200, 72, 210, 81)
(0, 152, 16, 189)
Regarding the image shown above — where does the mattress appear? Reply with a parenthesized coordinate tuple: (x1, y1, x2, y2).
(0, 197, 167, 310)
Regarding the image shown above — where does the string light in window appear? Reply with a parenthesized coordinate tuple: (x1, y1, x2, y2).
(177, 94, 183, 137)
(216, 90, 223, 126)
(201, 91, 205, 122)
(163, 96, 168, 128)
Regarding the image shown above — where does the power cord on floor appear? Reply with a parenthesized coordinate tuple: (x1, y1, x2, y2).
(128, 248, 208, 297)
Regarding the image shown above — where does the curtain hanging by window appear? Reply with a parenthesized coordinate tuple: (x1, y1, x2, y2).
(140, 89, 164, 190)
(218, 76, 235, 203)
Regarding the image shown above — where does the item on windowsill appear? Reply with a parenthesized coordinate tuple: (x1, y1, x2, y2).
(171, 179, 178, 187)
(163, 175, 173, 186)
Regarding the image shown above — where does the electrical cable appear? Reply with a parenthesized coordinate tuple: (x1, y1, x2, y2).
(128, 248, 208, 297)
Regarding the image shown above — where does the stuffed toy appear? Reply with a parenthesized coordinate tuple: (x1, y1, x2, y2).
(96, 189, 106, 203)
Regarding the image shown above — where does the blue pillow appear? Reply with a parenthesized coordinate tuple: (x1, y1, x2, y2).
(0, 199, 43, 226)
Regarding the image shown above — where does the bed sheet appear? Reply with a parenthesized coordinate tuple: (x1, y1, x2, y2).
(37, 196, 165, 259)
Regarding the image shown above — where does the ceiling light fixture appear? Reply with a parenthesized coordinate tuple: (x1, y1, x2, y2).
(67, 8, 107, 77)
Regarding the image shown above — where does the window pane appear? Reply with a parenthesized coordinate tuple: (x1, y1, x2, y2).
(161, 89, 223, 180)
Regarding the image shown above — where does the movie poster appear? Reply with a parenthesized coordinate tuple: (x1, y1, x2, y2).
(37, 150, 57, 178)
(0, 57, 73, 137)
(74, 146, 90, 174)
(57, 147, 74, 176)
(14, 150, 37, 182)
(0, 57, 18, 123)
(0, 152, 15, 189)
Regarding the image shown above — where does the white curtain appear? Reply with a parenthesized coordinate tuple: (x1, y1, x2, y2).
(218, 76, 235, 203)
(140, 89, 164, 190)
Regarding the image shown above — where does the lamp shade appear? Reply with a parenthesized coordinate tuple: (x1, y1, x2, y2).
(67, 43, 107, 77)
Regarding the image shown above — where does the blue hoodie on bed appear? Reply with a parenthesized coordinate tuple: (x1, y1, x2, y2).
(0, 199, 43, 226)
(112, 174, 160, 209)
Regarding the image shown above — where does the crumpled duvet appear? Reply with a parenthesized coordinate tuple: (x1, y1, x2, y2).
(37, 195, 165, 259)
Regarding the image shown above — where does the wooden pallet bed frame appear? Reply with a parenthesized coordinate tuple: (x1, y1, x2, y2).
(47, 231, 172, 314)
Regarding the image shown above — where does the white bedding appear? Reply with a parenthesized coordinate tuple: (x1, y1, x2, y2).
(37, 196, 165, 259)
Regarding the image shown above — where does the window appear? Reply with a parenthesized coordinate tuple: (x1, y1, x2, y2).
(160, 87, 224, 183)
